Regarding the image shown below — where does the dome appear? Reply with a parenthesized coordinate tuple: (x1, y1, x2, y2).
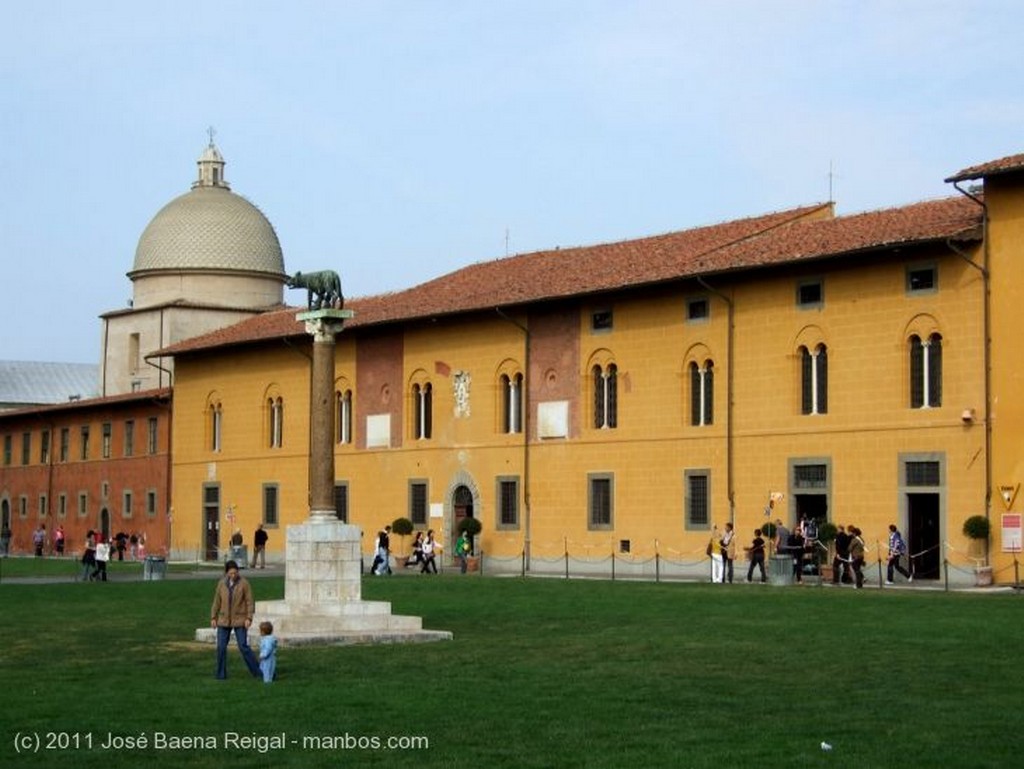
(130, 142, 285, 278)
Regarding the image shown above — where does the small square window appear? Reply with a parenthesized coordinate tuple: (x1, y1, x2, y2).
(907, 266, 936, 293)
(619, 539, 631, 554)
(797, 281, 823, 307)
(687, 298, 709, 322)
(591, 309, 613, 332)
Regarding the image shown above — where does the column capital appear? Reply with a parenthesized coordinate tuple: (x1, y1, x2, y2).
(297, 309, 354, 342)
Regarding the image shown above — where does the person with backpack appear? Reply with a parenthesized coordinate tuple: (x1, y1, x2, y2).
(886, 524, 913, 584)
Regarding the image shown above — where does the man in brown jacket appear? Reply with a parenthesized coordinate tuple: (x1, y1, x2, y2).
(211, 560, 261, 679)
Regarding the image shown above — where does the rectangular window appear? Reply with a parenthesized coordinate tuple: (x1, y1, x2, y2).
(591, 309, 613, 332)
(124, 420, 135, 457)
(40, 430, 50, 464)
(687, 297, 709, 322)
(3, 434, 11, 465)
(129, 333, 141, 374)
(907, 265, 937, 294)
(797, 280, 823, 308)
(19, 496, 28, 518)
(60, 428, 69, 462)
(409, 481, 428, 526)
(334, 482, 349, 522)
(497, 477, 520, 529)
(123, 490, 133, 518)
(80, 426, 90, 460)
(793, 464, 828, 489)
(685, 470, 710, 529)
(263, 484, 279, 526)
(147, 417, 158, 455)
(58, 493, 67, 518)
(78, 493, 88, 517)
(39, 493, 48, 518)
(102, 422, 112, 459)
(906, 461, 941, 487)
(588, 473, 614, 530)
(146, 490, 157, 517)
(21, 432, 30, 465)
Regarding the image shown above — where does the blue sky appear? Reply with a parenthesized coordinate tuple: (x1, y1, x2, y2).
(2, 0, 1022, 363)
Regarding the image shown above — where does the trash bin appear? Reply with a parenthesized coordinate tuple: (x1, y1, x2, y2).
(769, 555, 794, 586)
(143, 556, 167, 581)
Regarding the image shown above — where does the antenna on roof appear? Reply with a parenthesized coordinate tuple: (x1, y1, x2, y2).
(505, 227, 510, 257)
(828, 161, 837, 204)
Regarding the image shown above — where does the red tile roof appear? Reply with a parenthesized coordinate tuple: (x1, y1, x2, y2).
(0, 388, 171, 420)
(159, 196, 981, 358)
(946, 152, 1024, 183)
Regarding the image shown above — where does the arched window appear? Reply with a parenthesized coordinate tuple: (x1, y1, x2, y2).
(268, 397, 284, 448)
(910, 333, 942, 408)
(336, 389, 353, 444)
(500, 372, 524, 434)
(689, 360, 714, 426)
(209, 402, 222, 452)
(800, 344, 828, 415)
(592, 363, 618, 429)
(413, 382, 432, 440)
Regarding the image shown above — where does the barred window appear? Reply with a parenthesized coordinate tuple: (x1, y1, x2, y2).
(498, 477, 519, 528)
(334, 483, 348, 522)
(794, 464, 827, 489)
(906, 461, 940, 487)
(263, 484, 279, 526)
(409, 481, 428, 526)
(686, 471, 710, 528)
(588, 474, 614, 529)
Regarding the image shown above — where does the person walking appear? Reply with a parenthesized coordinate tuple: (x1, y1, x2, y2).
(849, 526, 866, 589)
(832, 525, 852, 584)
(721, 522, 737, 584)
(745, 528, 767, 583)
(258, 621, 278, 684)
(33, 524, 47, 557)
(210, 560, 261, 680)
(370, 525, 392, 576)
(54, 525, 66, 556)
(93, 534, 110, 581)
(80, 529, 97, 581)
(251, 523, 268, 569)
(455, 529, 471, 574)
(886, 524, 913, 584)
(420, 529, 439, 574)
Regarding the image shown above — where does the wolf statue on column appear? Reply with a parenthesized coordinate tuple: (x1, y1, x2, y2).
(287, 270, 344, 310)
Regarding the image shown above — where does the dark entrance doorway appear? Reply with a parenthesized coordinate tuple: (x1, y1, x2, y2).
(795, 494, 828, 526)
(204, 485, 221, 562)
(99, 508, 110, 540)
(907, 493, 941, 579)
(452, 485, 474, 552)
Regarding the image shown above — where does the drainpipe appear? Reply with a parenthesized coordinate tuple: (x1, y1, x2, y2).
(696, 277, 735, 523)
(496, 307, 531, 570)
(948, 181, 991, 564)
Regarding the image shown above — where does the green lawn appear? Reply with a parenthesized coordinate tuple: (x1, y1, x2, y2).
(0, 566, 1020, 769)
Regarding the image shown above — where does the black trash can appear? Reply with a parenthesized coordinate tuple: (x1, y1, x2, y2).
(143, 556, 167, 581)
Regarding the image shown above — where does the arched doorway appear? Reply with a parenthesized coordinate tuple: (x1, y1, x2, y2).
(452, 485, 475, 553)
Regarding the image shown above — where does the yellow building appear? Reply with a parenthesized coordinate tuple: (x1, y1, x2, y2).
(162, 151, 1024, 585)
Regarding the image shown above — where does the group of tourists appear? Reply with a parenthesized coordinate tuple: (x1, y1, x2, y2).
(710, 518, 914, 590)
(370, 526, 443, 575)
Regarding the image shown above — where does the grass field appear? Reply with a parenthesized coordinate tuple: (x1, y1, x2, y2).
(1, 562, 1021, 769)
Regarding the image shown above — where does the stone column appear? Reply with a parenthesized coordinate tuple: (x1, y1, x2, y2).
(301, 309, 351, 520)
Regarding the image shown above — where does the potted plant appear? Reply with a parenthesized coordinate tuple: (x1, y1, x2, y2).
(962, 515, 992, 585)
(390, 517, 414, 567)
(456, 516, 483, 572)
